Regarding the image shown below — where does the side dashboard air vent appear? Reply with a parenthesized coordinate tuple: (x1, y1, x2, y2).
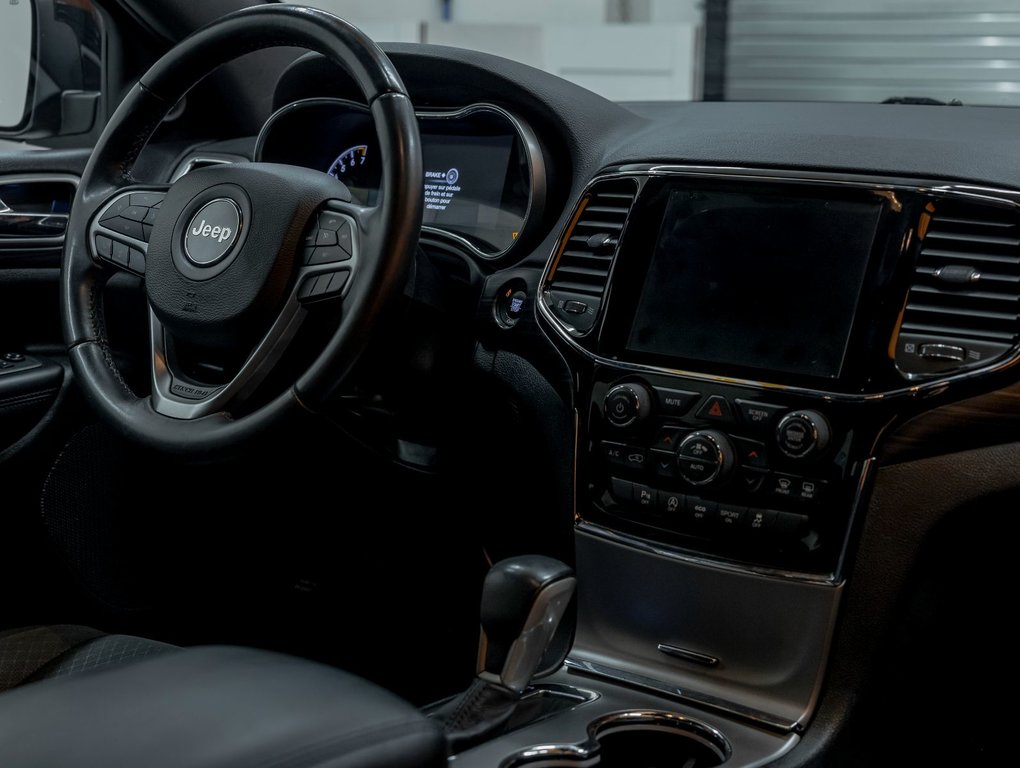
(897, 200, 1020, 375)
(543, 178, 638, 334)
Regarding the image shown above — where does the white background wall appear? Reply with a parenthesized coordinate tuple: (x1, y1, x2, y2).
(288, 0, 704, 101)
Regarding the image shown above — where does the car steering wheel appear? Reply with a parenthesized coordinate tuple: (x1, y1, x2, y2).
(61, 4, 422, 455)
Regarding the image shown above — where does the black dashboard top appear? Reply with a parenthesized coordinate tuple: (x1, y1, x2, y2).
(280, 45, 1020, 196)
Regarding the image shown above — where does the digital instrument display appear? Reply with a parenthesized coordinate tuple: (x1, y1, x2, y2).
(627, 189, 881, 379)
(257, 102, 532, 256)
(420, 133, 515, 249)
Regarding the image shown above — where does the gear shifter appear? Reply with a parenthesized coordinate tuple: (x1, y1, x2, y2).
(477, 555, 576, 693)
(432, 555, 576, 751)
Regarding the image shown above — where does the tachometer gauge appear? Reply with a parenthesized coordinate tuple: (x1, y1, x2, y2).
(327, 145, 368, 179)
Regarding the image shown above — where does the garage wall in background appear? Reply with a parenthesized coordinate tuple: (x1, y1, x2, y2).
(727, 0, 1020, 106)
(291, 0, 705, 101)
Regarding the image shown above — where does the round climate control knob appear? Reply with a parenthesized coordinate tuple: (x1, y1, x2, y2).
(603, 382, 653, 428)
(776, 410, 831, 459)
(676, 430, 736, 486)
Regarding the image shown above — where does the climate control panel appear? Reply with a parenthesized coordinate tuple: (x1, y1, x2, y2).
(586, 371, 864, 573)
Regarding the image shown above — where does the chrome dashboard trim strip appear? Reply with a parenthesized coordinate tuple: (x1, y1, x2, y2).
(562, 657, 797, 733)
(538, 164, 1020, 403)
(575, 520, 839, 586)
(254, 97, 545, 261)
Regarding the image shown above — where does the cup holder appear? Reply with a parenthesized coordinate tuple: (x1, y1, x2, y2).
(502, 710, 731, 767)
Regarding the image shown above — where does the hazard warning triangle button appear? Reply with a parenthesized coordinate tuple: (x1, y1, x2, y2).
(696, 395, 735, 424)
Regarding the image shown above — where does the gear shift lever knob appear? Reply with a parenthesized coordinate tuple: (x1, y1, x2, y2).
(477, 555, 576, 694)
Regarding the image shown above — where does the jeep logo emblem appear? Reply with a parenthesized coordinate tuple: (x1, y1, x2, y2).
(184, 198, 241, 266)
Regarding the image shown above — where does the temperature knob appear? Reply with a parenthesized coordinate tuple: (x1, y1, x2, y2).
(603, 382, 652, 428)
(676, 430, 736, 486)
(776, 410, 831, 459)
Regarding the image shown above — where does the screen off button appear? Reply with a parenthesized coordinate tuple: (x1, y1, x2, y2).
(735, 399, 784, 430)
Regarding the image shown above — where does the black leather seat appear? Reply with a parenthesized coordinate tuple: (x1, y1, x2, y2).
(0, 627, 446, 767)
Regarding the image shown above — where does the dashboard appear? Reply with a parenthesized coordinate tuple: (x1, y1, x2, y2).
(259, 48, 1020, 582)
(238, 46, 1020, 762)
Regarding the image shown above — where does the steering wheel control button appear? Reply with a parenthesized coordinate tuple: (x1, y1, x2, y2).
(653, 387, 699, 418)
(306, 245, 352, 266)
(111, 240, 130, 267)
(735, 399, 784, 431)
(184, 198, 242, 266)
(604, 382, 652, 428)
(100, 197, 131, 222)
(128, 247, 146, 275)
(129, 192, 166, 208)
(315, 228, 337, 247)
(695, 395, 735, 424)
(95, 235, 113, 259)
(104, 217, 145, 241)
(336, 221, 354, 255)
(776, 410, 831, 459)
(298, 270, 350, 303)
(121, 205, 149, 223)
(318, 212, 345, 231)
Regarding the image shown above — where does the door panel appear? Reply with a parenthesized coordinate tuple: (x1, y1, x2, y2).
(0, 150, 88, 457)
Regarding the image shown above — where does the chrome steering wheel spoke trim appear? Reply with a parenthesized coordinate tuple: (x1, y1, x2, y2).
(148, 204, 361, 420)
(88, 185, 170, 277)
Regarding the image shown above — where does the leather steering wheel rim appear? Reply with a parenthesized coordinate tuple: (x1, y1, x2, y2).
(61, 5, 422, 456)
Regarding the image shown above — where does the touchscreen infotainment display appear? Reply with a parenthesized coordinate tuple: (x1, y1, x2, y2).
(627, 189, 882, 379)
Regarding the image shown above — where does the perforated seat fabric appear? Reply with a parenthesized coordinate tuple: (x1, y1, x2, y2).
(0, 625, 174, 692)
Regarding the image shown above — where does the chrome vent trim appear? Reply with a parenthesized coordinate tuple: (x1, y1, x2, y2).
(897, 200, 1020, 376)
(543, 177, 638, 335)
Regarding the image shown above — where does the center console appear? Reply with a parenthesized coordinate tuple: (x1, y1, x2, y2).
(541, 167, 1020, 579)
(492, 165, 1020, 766)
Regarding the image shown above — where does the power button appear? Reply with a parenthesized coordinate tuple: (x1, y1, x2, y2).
(604, 383, 652, 428)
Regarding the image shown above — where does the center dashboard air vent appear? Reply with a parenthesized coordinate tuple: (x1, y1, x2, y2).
(896, 199, 1020, 376)
(543, 177, 638, 334)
